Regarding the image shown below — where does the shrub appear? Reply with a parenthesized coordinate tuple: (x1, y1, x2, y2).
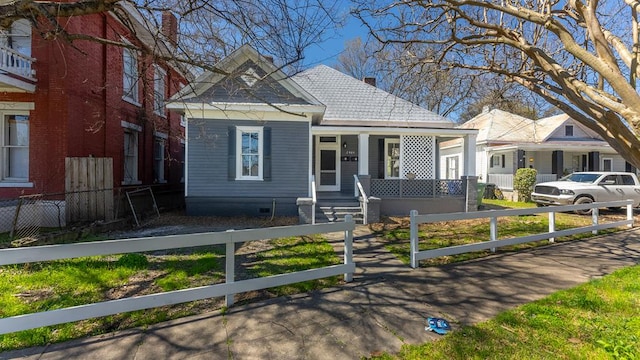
(514, 168, 538, 202)
(116, 253, 149, 269)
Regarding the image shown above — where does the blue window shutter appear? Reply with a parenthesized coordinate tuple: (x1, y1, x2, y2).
(228, 126, 236, 180)
(263, 127, 272, 181)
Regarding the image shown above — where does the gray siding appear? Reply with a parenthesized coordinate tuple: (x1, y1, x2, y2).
(186, 60, 310, 105)
(187, 119, 309, 198)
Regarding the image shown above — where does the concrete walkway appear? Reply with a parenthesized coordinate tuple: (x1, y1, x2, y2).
(3, 227, 640, 360)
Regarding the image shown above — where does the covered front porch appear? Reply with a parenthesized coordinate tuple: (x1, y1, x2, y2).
(304, 126, 478, 221)
(486, 144, 632, 191)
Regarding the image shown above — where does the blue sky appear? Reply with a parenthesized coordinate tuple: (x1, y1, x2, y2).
(301, 7, 368, 68)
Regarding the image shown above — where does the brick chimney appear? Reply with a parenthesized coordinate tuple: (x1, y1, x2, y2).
(363, 77, 376, 87)
(161, 11, 178, 46)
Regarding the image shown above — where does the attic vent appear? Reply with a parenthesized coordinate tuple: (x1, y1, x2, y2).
(241, 68, 259, 87)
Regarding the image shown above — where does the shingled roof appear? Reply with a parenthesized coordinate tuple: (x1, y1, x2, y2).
(292, 65, 454, 128)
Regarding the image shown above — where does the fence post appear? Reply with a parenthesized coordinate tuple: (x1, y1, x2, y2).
(548, 211, 555, 243)
(225, 230, 235, 307)
(410, 210, 419, 268)
(627, 202, 634, 228)
(344, 214, 354, 282)
(490, 216, 497, 252)
(592, 208, 599, 235)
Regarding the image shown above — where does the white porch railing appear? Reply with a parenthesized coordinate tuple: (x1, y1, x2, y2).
(409, 200, 634, 268)
(311, 175, 317, 225)
(354, 174, 368, 225)
(0, 46, 35, 80)
(0, 219, 355, 334)
(370, 179, 464, 198)
(487, 173, 558, 190)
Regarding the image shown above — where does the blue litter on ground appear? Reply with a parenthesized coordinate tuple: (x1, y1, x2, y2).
(426, 317, 451, 335)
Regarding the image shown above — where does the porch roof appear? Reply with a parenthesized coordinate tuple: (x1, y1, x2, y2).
(487, 140, 616, 153)
(311, 125, 477, 137)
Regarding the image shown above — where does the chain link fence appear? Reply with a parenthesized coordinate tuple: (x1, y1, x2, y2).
(1, 186, 184, 245)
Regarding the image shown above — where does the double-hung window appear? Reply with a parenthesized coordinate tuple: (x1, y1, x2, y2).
(1, 113, 29, 182)
(122, 121, 141, 185)
(384, 138, 400, 178)
(122, 47, 139, 104)
(154, 64, 166, 115)
(236, 126, 263, 180)
(153, 133, 167, 183)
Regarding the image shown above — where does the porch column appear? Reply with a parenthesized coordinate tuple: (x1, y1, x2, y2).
(462, 134, 476, 176)
(358, 133, 369, 175)
(588, 151, 600, 171)
(552, 150, 563, 179)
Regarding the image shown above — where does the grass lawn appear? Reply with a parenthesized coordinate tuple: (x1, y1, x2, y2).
(370, 264, 640, 359)
(373, 199, 624, 266)
(0, 235, 341, 351)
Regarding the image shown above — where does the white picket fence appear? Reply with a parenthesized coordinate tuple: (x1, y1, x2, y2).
(409, 200, 634, 268)
(0, 217, 356, 334)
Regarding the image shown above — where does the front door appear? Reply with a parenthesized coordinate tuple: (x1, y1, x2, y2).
(315, 136, 341, 191)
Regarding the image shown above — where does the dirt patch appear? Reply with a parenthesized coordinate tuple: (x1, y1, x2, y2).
(107, 211, 299, 239)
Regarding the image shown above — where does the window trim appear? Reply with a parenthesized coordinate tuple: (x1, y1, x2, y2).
(0, 111, 32, 186)
(445, 155, 459, 180)
(122, 46, 140, 106)
(384, 138, 401, 179)
(235, 126, 264, 181)
(602, 157, 613, 172)
(122, 122, 141, 185)
(153, 64, 167, 116)
(565, 125, 574, 137)
(490, 154, 500, 168)
(153, 132, 168, 184)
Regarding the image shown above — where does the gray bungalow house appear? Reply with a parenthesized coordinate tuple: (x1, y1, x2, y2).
(168, 45, 478, 222)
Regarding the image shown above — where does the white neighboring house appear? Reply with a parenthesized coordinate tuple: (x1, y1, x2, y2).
(440, 109, 635, 194)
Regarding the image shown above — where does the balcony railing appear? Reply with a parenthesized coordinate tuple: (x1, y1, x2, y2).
(0, 46, 35, 80)
(370, 179, 464, 198)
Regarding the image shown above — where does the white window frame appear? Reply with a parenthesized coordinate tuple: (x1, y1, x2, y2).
(122, 46, 140, 105)
(0, 111, 32, 186)
(236, 126, 263, 181)
(445, 155, 459, 180)
(490, 154, 501, 168)
(154, 64, 166, 116)
(122, 121, 141, 185)
(384, 138, 401, 179)
(565, 125, 574, 137)
(602, 157, 613, 172)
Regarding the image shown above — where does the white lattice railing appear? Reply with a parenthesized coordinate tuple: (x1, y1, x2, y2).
(487, 173, 558, 190)
(370, 179, 464, 198)
(0, 46, 35, 80)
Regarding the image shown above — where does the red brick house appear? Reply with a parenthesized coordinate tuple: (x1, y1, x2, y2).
(0, 5, 186, 222)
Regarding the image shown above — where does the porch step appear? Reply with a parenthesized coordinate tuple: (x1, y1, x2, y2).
(317, 205, 363, 223)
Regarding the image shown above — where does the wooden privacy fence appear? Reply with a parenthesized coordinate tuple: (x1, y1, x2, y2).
(0, 217, 355, 334)
(65, 157, 114, 222)
(409, 200, 634, 268)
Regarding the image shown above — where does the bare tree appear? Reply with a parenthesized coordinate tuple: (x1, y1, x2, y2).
(0, 0, 340, 73)
(334, 35, 539, 120)
(353, 1, 640, 167)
